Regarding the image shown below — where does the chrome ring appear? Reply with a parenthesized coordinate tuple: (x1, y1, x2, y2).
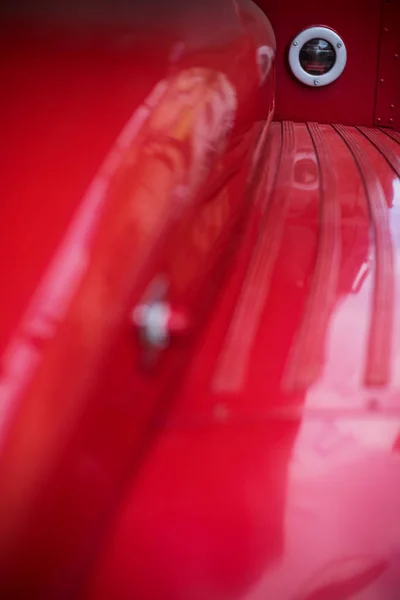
(289, 26, 347, 87)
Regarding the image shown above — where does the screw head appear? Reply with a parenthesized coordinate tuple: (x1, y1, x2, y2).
(132, 301, 171, 349)
(337, 42, 342, 48)
(314, 79, 319, 86)
(293, 41, 298, 46)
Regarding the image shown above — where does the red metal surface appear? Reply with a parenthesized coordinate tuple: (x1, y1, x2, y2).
(374, 0, 400, 129)
(0, 1, 276, 596)
(256, 0, 384, 127)
(85, 124, 400, 600)
(2, 1, 400, 599)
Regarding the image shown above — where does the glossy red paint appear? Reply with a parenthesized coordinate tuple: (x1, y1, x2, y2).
(256, 0, 385, 127)
(2, 1, 400, 599)
(0, 1, 275, 596)
(374, 0, 400, 129)
(85, 123, 400, 600)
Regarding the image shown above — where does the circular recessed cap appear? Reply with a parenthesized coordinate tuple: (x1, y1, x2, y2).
(289, 26, 347, 87)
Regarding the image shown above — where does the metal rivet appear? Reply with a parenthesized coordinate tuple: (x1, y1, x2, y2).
(132, 302, 171, 349)
(293, 41, 298, 46)
(384, 27, 389, 32)
(390, 104, 395, 109)
(380, 78, 385, 83)
(390, 118, 394, 123)
(377, 117, 382, 122)
(337, 42, 342, 48)
(314, 79, 319, 86)
(395, 54, 399, 59)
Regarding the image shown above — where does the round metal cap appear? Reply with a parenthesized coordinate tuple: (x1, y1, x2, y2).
(289, 27, 347, 87)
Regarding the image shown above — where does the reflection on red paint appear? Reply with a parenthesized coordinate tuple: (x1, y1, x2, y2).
(1, 1, 400, 599)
